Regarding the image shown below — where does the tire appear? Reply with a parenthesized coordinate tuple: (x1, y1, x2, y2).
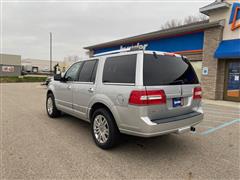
(91, 108, 120, 149)
(46, 93, 61, 118)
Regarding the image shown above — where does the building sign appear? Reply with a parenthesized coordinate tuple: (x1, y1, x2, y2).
(2, 66, 15, 72)
(93, 31, 204, 55)
(229, 2, 240, 31)
(120, 43, 148, 50)
(202, 67, 208, 75)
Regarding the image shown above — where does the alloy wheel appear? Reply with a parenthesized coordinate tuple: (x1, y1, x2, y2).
(93, 115, 109, 144)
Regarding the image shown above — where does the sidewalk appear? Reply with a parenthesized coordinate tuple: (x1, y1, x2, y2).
(202, 99, 240, 109)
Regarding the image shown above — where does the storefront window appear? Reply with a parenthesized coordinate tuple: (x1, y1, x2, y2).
(226, 62, 240, 98)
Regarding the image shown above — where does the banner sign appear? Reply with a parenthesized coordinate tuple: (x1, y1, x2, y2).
(2, 66, 15, 72)
(229, 2, 240, 31)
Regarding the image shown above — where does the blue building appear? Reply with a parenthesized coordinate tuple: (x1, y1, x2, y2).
(84, 0, 240, 102)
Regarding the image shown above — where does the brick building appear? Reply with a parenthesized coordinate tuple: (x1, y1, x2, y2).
(84, 0, 240, 102)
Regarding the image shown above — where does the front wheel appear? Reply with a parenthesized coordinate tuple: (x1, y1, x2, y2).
(91, 108, 120, 149)
(46, 93, 61, 118)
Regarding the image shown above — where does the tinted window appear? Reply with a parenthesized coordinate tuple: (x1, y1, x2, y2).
(103, 54, 136, 83)
(79, 60, 97, 82)
(64, 62, 82, 81)
(91, 61, 98, 82)
(143, 54, 199, 86)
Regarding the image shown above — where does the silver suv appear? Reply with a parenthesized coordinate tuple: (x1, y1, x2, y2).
(46, 49, 203, 149)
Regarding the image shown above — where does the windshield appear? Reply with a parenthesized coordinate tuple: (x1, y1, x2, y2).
(143, 53, 199, 86)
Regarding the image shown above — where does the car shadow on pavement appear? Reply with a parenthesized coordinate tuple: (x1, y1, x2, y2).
(54, 113, 200, 157)
(57, 113, 91, 127)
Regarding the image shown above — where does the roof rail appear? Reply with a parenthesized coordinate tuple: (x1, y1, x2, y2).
(93, 45, 145, 57)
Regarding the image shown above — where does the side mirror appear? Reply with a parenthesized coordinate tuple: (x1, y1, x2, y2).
(53, 74, 63, 81)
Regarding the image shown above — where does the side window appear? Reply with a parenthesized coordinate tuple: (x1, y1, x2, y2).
(79, 60, 98, 82)
(90, 61, 98, 82)
(64, 62, 82, 81)
(102, 54, 137, 84)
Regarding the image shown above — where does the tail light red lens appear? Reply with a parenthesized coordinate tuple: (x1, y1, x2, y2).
(129, 90, 166, 105)
(193, 87, 202, 99)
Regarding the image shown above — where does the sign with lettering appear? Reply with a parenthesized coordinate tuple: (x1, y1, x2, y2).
(229, 2, 240, 31)
(120, 43, 148, 50)
(2, 66, 15, 72)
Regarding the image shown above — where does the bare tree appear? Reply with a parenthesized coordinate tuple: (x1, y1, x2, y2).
(160, 19, 182, 30)
(161, 14, 209, 30)
(183, 14, 208, 24)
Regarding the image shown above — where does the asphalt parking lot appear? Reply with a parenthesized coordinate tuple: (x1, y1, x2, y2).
(1, 83, 239, 179)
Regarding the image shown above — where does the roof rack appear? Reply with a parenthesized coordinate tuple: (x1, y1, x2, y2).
(93, 45, 146, 57)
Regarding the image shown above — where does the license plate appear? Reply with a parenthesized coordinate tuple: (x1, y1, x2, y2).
(172, 97, 183, 107)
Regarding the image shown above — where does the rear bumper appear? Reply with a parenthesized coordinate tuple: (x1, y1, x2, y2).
(119, 112, 203, 137)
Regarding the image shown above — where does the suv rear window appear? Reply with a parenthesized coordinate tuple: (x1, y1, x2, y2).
(143, 54, 199, 86)
(103, 54, 137, 84)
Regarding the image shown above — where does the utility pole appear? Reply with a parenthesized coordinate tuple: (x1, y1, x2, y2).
(50, 32, 52, 74)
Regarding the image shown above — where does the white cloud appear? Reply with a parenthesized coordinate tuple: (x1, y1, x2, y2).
(1, 0, 212, 60)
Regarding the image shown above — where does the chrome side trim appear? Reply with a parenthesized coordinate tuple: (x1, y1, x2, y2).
(55, 99, 72, 105)
(103, 82, 135, 86)
(72, 103, 88, 109)
(73, 82, 94, 85)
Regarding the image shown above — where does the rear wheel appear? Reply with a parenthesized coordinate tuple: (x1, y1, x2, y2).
(46, 93, 61, 118)
(91, 108, 120, 149)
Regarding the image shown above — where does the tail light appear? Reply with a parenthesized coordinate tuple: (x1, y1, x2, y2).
(129, 90, 166, 105)
(193, 87, 202, 99)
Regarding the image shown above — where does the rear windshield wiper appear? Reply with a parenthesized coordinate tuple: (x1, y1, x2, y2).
(153, 52, 158, 59)
(170, 79, 184, 85)
(103, 80, 111, 83)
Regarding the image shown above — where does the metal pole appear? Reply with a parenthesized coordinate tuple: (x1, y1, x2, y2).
(50, 32, 52, 74)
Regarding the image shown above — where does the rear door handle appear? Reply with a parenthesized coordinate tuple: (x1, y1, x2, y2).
(88, 87, 94, 93)
(67, 85, 71, 89)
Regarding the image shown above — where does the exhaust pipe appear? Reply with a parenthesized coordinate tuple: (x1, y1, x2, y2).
(190, 126, 196, 132)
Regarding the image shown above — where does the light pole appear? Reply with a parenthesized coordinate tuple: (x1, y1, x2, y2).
(50, 32, 52, 74)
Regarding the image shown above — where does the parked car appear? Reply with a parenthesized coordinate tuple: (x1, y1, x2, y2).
(46, 48, 203, 149)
